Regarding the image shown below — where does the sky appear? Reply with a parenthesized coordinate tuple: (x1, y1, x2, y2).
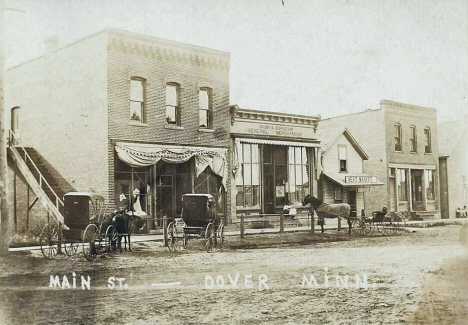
(4, 0, 468, 122)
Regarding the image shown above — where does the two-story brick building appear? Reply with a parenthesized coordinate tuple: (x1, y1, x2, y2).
(5, 29, 232, 230)
(319, 100, 440, 219)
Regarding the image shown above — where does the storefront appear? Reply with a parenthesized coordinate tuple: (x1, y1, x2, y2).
(114, 142, 228, 226)
(230, 106, 321, 218)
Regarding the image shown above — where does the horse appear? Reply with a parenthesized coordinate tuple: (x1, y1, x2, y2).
(302, 195, 352, 234)
(99, 211, 145, 253)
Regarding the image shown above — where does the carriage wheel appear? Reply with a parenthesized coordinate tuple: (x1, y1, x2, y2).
(83, 224, 100, 261)
(351, 217, 371, 236)
(205, 222, 215, 253)
(393, 213, 407, 235)
(63, 241, 79, 257)
(216, 221, 225, 250)
(377, 215, 397, 236)
(167, 222, 178, 252)
(39, 223, 59, 259)
(105, 225, 118, 256)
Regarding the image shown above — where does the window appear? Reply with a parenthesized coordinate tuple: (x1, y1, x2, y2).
(288, 147, 310, 205)
(166, 83, 180, 125)
(235, 144, 260, 208)
(130, 78, 145, 122)
(338, 145, 347, 172)
(199, 88, 212, 128)
(394, 123, 402, 151)
(334, 186, 342, 201)
(389, 168, 396, 205)
(425, 169, 435, 201)
(410, 126, 417, 152)
(10, 106, 20, 145)
(424, 128, 432, 153)
(396, 168, 408, 201)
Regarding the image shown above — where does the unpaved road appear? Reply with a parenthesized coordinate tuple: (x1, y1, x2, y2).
(0, 226, 467, 325)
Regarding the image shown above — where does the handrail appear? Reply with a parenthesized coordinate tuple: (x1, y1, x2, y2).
(8, 129, 64, 208)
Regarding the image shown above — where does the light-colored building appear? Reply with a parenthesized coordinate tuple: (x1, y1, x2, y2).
(438, 117, 468, 218)
(319, 100, 440, 219)
(316, 127, 383, 217)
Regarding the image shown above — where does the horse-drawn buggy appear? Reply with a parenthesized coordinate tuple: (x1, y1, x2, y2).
(39, 192, 118, 260)
(167, 194, 225, 252)
(350, 207, 407, 236)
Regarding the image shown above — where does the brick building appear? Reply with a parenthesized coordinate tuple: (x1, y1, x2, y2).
(5, 29, 232, 231)
(316, 128, 383, 218)
(319, 100, 440, 219)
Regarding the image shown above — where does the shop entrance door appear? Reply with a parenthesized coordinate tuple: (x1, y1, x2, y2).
(411, 170, 424, 211)
(348, 190, 357, 218)
(262, 145, 287, 214)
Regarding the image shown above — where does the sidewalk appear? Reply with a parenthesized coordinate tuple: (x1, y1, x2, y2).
(8, 217, 467, 252)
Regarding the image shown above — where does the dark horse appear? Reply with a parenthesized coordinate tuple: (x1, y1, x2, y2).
(101, 211, 145, 253)
(302, 195, 352, 234)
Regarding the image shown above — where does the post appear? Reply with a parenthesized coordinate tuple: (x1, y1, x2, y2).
(0, 0, 10, 255)
(240, 214, 244, 239)
(310, 210, 315, 234)
(338, 215, 342, 231)
(279, 212, 284, 233)
(163, 215, 168, 247)
(57, 222, 63, 254)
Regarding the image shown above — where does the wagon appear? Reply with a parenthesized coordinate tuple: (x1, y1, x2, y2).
(351, 208, 407, 236)
(39, 192, 117, 260)
(166, 194, 225, 252)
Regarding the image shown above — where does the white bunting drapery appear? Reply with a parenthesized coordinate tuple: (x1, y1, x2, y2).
(115, 142, 228, 188)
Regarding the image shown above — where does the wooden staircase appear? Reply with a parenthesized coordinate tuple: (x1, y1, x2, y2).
(8, 130, 74, 224)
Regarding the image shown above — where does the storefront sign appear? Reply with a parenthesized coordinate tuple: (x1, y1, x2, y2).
(231, 121, 316, 140)
(345, 176, 377, 183)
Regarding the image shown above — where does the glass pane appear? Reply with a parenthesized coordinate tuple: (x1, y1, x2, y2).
(302, 148, 308, 164)
(236, 186, 244, 206)
(166, 106, 176, 124)
(301, 164, 308, 186)
(251, 145, 259, 163)
(244, 186, 252, 207)
(252, 186, 260, 207)
(288, 147, 295, 164)
(199, 109, 208, 127)
(295, 164, 303, 185)
(252, 163, 260, 186)
(244, 164, 252, 186)
(235, 166, 244, 186)
(166, 85, 178, 106)
(289, 164, 296, 192)
(274, 147, 287, 164)
(130, 102, 142, 121)
(199, 90, 209, 109)
(243, 144, 251, 163)
(275, 165, 286, 186)
(130, 80, 143, 101)
(263, 145, 273, 163)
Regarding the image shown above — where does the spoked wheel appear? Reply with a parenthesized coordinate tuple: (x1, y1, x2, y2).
(63, 241, 79, 257)
(393, 213, 407, 235)
(167, 222, 178, 252)
(216, 221, 225, 250)
(351, 217, 372, 236)
(377, 214, 399, 236)
(40, 223, 59, 259)
(205, 222, 215, 253)
(83, 224, 100, 261)
(105, 225, 118, 256)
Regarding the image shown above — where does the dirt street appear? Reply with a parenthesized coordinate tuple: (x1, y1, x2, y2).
(0, 225, 467, 325)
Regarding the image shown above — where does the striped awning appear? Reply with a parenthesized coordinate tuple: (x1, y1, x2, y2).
(236, 138, 320, 148)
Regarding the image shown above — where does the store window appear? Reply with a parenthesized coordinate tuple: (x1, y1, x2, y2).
(288, 147, 309, 204)
(338, 145, 347, 172)
(396, 168, 408, 201)
(166, 83, 180, 125)
(410, 126, 417, 152)
(424, 128, 432, 153)
(394, 123, 402, 151)
(425, 169, 435, 201)
(235, 143, 260, 208)
(130, 78, 145, 122)
(199, 88, 212, 128)
(334, 186, 342, 201)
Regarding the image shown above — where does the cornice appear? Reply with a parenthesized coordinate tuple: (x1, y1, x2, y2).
(380, 100, 436, 113)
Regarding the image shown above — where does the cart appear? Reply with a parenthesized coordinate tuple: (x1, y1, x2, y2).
(39, 192, 117, 260)
(351, 208, 407, 236)
(166, 194, 225, 252)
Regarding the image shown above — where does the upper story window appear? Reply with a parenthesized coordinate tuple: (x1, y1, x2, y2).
(199, 88, 212, 128)
(338, 145, 347, 172)
(130, 78, 145, 122)
(424, 127, 432, 153)
(394, 123, 402, 151)
(165, 83, 180, 126)
(410, 125, 417, 152)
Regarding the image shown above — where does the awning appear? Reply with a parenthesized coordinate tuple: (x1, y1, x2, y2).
(115, 142, 228, 188)
(236, 138, 320, 148)
(323, 172, 384, 187)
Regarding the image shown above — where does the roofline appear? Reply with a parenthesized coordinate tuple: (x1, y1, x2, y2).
(229, 104, 321, 121)
(317, 127, 369, 160)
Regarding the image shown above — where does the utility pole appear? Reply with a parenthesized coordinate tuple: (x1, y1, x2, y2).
(0, 0, 10, 255)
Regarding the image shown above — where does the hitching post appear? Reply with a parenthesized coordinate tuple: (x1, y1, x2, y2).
(310, 209, 315, 234)
(338, 215, 342, 231)
(240, 214, 245, 239)
(163, 216, 168, 247)
(57, 222, 63, 254)
(279, 212, 284, 233)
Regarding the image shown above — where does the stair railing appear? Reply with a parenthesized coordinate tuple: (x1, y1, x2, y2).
(8, 129, 64, 209)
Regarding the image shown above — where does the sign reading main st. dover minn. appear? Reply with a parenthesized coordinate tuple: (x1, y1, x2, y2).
(230, 106, 320, 141)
